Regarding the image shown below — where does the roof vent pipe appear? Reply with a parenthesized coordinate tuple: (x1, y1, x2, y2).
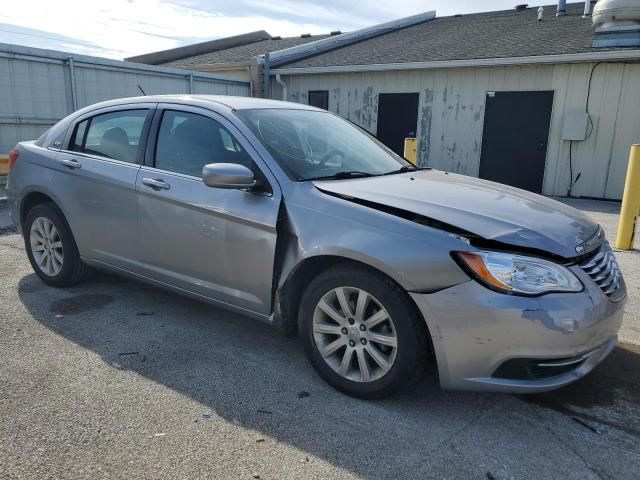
(538, 6, 544, 20)
(557, 0, 567, 16)
(583, 0, 593, 17)
(592, 0, 640, 47)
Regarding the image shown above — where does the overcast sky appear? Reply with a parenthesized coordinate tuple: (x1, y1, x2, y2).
(1, 0, 524, 60)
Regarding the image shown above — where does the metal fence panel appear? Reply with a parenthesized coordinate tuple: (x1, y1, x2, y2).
(0, 43, 250, 153)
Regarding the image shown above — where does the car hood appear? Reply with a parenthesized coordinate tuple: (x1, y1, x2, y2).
(313, 170, 599, 259)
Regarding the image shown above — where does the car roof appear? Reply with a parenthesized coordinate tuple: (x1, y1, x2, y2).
(75, 95, 322, 113)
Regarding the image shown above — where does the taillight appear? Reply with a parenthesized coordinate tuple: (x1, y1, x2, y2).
(8, 149, 19, 169)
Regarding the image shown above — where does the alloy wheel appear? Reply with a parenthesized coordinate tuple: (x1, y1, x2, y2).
(312, 286, 398, 382)
(30, 217, 64, 277)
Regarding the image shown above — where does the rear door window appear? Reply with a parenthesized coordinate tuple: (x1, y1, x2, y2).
(75, 110, 149, 163)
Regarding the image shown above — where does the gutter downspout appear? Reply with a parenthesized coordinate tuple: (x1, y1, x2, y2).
(263, 52, 270, 98)
(246, 65, 254, 96)
(275, 74, 287, 101)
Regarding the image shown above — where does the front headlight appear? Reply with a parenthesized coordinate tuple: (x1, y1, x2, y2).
(454, 251, 583, 295)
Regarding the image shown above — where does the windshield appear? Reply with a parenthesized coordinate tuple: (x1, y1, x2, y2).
(236, 109, 414, 181)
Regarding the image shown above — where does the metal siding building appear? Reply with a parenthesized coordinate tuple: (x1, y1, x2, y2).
(273, 61, 640, 200)
(264, 3, 640, 200)
(0, 43, 250, 155)
(106, 2, 640, 200)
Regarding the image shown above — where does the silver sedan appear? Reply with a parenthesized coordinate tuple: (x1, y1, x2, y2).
(7, 95, 626, 398)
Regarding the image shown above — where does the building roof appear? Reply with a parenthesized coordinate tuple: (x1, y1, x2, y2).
(279, 3, 627, 70)
(161, 34, 332, 68)
(125, 30, 272, 65)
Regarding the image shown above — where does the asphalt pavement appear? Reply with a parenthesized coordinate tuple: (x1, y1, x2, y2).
(1, 200, 639, 479)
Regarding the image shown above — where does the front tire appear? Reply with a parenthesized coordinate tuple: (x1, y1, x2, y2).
(24, 203, 90, 287)
(299, 264, 427, 399)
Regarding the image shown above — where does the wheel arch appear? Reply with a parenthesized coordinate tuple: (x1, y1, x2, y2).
(20, 190, 74, 241)
(276, 255, 436, 360)
(21, 191, 57, 227)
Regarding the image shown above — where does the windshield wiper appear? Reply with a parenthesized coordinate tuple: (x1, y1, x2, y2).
(305, 171, 377, 181)
(381, 166, 419, 176)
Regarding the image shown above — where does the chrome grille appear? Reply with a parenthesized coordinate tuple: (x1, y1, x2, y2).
(578, 242, 624, 299)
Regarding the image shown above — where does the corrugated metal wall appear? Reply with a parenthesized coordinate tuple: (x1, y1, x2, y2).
(0, 43, 250, 154)
(276, 62, 640, 200)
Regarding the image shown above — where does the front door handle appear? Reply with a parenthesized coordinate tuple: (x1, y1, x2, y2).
(142, 178, 171, 190)
(60, 158, 82, 169)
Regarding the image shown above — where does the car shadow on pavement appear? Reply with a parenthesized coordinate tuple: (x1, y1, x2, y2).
(17, 271, 640, 478)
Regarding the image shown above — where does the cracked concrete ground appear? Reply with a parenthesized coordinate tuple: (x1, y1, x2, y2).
(0, 200, 639, 479)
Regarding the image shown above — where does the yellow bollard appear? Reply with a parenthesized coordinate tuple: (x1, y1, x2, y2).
(404, 138, 417, 166)
(0, 155, 9, 189)
(0, 155, 9, 176)
(615, 144, 640, 250)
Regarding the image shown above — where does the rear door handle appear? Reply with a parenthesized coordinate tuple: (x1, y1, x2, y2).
(60, 158, 82, 169)
(142, 178, 171, 190)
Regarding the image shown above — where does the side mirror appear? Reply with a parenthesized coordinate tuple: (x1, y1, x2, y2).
(202, 163, 256, 190)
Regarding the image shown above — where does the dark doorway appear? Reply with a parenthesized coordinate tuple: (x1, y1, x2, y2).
(479, 91, 554, 193)
(308, 90, 329, 110)
(376, 93, 419, 156)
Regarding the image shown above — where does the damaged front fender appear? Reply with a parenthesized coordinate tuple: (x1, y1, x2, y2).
(273, 183, 473, 304)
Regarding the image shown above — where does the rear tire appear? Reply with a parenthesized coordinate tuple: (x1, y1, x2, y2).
(24, 203, 91, 287)
(299, 264, 427, 399)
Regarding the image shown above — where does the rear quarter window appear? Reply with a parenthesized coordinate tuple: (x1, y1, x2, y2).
(69, 120, 89, 152)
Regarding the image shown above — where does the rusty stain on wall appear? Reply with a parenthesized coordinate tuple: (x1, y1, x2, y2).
(353, 88, 360, 122)
(336, 87, 377, 133)
(418, 88, 434, 167)
(331, 88, 340, 115)
(361, 86, 375, 131)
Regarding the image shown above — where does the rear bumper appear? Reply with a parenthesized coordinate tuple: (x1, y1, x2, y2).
(7, 180, 21, 234)
(411, 267, 626, 393)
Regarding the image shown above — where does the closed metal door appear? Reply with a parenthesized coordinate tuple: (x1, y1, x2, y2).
(479, 91, 554, 193)
(136, 105, 281, 316)
(376, 93, 420, 156)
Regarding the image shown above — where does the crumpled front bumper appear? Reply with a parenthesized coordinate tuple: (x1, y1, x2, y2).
(410, 266, 626, 393)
